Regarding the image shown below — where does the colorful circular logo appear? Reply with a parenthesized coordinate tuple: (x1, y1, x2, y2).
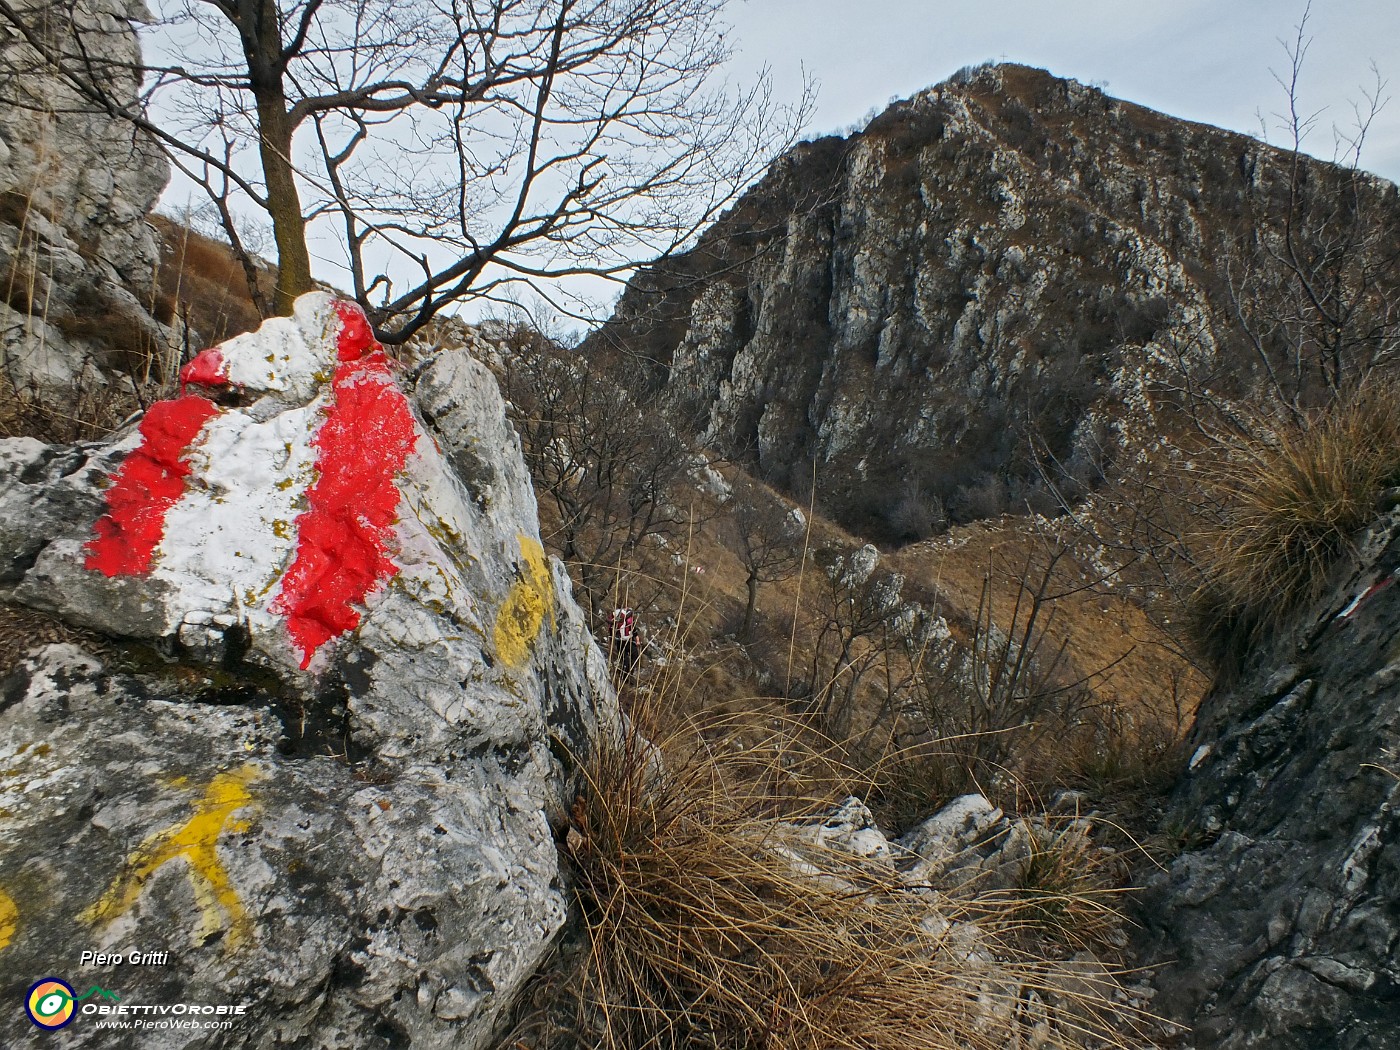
(26, 978, 76, 1029)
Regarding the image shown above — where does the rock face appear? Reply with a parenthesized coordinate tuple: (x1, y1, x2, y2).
(1138, 509, 1400, 1049)
(0, 293, 614, 1048)
(0, 0, 173, 390)
(586, 63, 1400, 539)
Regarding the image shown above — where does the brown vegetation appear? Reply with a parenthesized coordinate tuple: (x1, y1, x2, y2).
(1189, 378, 1400, 670)
(499, 699, 1156, 1050)
(149, 214, 268, 354)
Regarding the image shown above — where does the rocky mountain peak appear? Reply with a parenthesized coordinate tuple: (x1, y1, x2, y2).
(587, 62, 1400, 540)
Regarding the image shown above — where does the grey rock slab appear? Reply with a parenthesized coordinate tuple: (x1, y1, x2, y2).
(1138, 509, 1400, 1049)
(0, 295, 617, 1049)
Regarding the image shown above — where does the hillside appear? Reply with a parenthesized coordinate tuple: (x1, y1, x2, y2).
(584, 62, 1400, 541)
(8, 31, 1400, 1046)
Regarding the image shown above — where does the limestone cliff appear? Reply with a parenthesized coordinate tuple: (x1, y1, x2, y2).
(587, 63, 1400, 539)
(0, 0, 172, 392)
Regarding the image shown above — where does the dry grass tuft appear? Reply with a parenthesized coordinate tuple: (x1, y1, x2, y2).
(1190, 379, 1400, 669)
(504, 700, 1158, 1050)
(987, 819, 1126, 954)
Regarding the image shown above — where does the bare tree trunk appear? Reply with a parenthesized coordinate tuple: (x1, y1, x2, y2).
(742, 572, 759, 642)
(256, 99, 313, 314)
(240, 0, 313, 315)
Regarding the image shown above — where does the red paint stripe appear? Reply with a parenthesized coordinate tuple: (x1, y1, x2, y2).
(334, 300, 377, 362)
(1339, 573, 1399, 621)
(179, 347, 229, 392)
(271, 304, 417, 667)
(84, 396, 220, 577)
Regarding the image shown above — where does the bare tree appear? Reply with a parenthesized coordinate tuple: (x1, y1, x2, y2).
(500, 326, 693, 609)
(724, 474, 803, 643)
(1232, 3, 1400, 413)
(803, 544, 907, 739)
(902, 552, 1108, 790)
(0, 0, 810, 332)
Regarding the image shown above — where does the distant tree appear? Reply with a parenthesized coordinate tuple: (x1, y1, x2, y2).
(724, 474, 803, 643)
(0, 0, 809, 333)
(805, 544, 907, 739)
(1232, 3, 1400, 414)
(501, 327, 692, 609)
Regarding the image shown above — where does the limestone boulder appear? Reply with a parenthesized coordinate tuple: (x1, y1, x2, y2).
(0, 293, 614, 1049)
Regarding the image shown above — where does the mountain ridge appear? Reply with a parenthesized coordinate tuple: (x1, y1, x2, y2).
(585, 62, 1400, 541)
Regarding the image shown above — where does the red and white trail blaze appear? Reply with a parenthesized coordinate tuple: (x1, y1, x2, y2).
(84, 298, 418, 669)
(269, 302, 418, 668)
(84, 396, 220, 577)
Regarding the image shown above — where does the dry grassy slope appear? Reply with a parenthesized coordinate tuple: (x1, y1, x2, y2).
(527, 447, 1200, 742)
(147, 214, 272, 352)
(892, 519, 1204, 719)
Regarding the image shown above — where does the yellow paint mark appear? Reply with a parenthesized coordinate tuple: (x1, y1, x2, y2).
(493, 536, 554, 667)
(81, 765, 261, 952)
(0, 888, 17, 951)
(271, 519, 292, 540)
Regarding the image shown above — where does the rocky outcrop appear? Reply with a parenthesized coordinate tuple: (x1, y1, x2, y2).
(0, 0, 172, 390)
(587, 63, 1400, 540)
(771, 795, 1156, 1044)
(0, 294, 614, 1048)
(1138, 508, 1400, 1048)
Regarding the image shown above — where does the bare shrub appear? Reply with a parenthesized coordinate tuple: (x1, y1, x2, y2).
(724, 474, 804, 643)
(803, 544, 908, 739)
(900, 555, 1105, 802)
(0, 361, 146, 443)
(501, 329, 695, 612)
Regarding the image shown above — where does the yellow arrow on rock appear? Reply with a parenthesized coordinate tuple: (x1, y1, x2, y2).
(81, 765, 261, 951)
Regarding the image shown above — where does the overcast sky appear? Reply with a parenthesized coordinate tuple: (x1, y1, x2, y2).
(725, 0, 1400, 183)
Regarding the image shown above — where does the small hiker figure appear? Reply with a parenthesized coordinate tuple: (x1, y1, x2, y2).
(607, 607, 646, 681)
